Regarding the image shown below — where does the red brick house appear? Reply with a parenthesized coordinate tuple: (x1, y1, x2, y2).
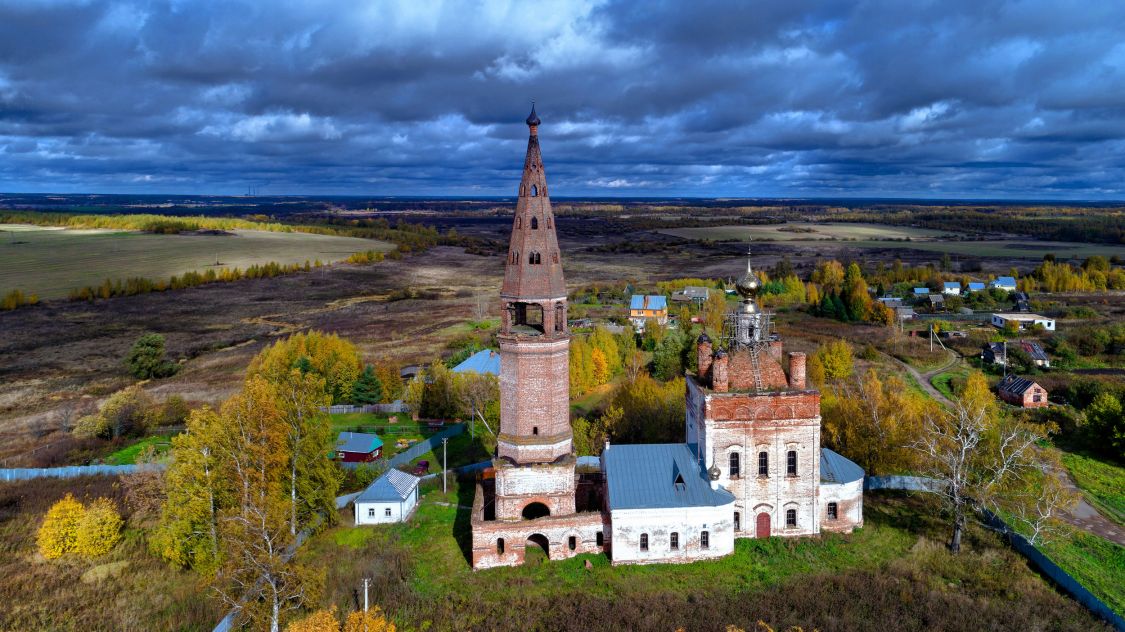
(997, 375, 1048, 408)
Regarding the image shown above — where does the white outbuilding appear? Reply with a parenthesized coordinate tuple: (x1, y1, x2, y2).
(354, 468, 421, 525)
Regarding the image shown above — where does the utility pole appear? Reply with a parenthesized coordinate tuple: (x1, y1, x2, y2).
(470, 402, 475, 441)
(442, 437, 449, 494)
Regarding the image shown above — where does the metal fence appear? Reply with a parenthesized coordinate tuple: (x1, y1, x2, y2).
(384, 423, 465, 471)
(324, 401, 407, 415)
(868, 475, 1124, 631)
(0, 463, 166, 482)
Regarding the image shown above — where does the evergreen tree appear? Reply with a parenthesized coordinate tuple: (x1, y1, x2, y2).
(351, 365, 384, 404)
(126, 333, 178, 379)
(830, 294, 847, 321)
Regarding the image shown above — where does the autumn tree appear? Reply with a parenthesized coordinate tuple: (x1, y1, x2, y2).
(75, 497, 124, 557)
(343, 607, 396, 632)
(609, 374, 686, 443)
(702, 290, 728, 336)
(373, 362, 404, 403)
(73, 384, 156, 440)
(248, 331, 362, 404)
(591, 347, 610, 385)
(912, 372, 1071, 552)
(811, 260, 845, 294)
(37, 493, 85, 559)
(841, 262, 872, 322)
(821, 369, 934, 475)
(275, 370, 342, 536)
(815, 339, 854, 381)
(286, 608, 340, 632)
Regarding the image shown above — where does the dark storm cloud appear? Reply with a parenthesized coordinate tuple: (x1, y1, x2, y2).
(1, 0, 1125, 197)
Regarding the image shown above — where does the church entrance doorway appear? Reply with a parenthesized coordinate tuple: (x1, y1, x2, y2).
(525, 533, 550, 565)
(755, 512, 771, 538)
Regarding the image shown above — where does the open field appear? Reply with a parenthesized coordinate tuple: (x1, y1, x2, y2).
(297, 487, 1110, 631)
(658, 222, 1125, 260)
(1061, 451, 1125, 526)
(0, 224, 391, 299)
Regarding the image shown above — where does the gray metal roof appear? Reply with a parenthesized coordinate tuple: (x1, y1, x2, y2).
(603, 443, 734, 510)
(998, 374, 1041, 396)
(819, 448, 865, 485)
(336, 431, 383, 454)
(356, 468, 420, 503)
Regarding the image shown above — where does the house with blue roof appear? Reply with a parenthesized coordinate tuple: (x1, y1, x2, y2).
(452, 349, 501, 376)
(354, 468, 421, 524)
(967, 281, 986, 292)
(990, 276, 1017, 291)
(913, 287, 929, 296)
(629, 294, 668, 331)
(942, 281, 961, 295)
(335, 431, 383, 463)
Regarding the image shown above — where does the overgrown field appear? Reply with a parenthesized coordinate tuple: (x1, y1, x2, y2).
(298, 486, 1110, 632)
(1061, 451, 1125, 526)
(0, 475, 219, 631)
(658, 223, 1125, 259)
(0, 224, 390, 299)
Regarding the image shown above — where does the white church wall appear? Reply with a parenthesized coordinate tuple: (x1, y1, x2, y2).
(609, 504, 734, 565)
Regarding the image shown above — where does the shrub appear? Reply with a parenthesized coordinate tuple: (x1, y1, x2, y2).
(75, 497, 124, 557)
(1, 288, 39, 311)
(286, 608, 340, 632)
(72, 385, 157, 440)
(37, 493, 85, 559)
(126, 333, 179, 379)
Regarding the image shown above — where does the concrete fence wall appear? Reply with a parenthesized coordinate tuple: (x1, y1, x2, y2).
(867, 475, 1125, 631)
(324, 401, 407, 415)
(0, 463, 166, 482)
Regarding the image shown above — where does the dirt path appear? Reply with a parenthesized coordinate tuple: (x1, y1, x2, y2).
(1056, 467, 1125, 546)
(886, 348, 960, 407)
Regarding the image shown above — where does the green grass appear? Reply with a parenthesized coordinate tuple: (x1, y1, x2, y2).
(930, 365, 971, 401)
(0, 224, 390, 299)
(1060, 451, 1125, 526)
(104, 436, 172, 465)
(300, 488, 1108, 631)
(1042, 532, 1125, 614)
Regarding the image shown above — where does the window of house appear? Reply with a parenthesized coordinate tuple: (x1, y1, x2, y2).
(701, 530, 709, 549)
(640, 533, 649, 551)
(786, 509, 797, 528)
(670, 532, 679, 549)
(385, 508, 392, 517)
(596, 531, 604, 546)
(368, 508, 375, 517)
(827, 503, 838, 520)
(729, 452, 740, 478)
(568, 536, 576, 551)
(758, 451, 768, 476)
(497, 538, 505, 554)
(787, 450, 797, 476)
(734, 511, 741, 532)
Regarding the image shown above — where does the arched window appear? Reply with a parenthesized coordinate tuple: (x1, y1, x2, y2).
(547, 217, 552, 228)
(522, 502, 550, 520)
(497, 538, 505, 554)
(639, 533, 649, 551)
(786, 509, 797, 528)
(758, 451, 768, 476)
(555, 303, 566, 331)
(516, 217, 522, 228)
(531, 216, 539, 229)
(701, 530, 710, 549)
(531, 184, 538, 196)
(670, 532, 679, 550)
(529, 252, 541, 265)
(787, 450, 798, 476)
(734, 511, 741, 532)
(568, 536, 576, 551)
(827, 502, 838, 520)
(729, 452, 740, 478)
(532, 426, 539, 435)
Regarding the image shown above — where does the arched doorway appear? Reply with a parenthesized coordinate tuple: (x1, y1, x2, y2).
(525, 533, 550, 565)
(522, 502, 550, 520)
(756, 512, 771, 538)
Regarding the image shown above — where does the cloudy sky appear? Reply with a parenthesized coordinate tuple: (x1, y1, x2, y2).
(2, 0, 1124, 198)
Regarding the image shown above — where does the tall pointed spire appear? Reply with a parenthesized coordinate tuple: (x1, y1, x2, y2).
(501, 104, 566, 302)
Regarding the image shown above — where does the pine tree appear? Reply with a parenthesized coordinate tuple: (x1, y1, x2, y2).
(351, 365, 384, 405)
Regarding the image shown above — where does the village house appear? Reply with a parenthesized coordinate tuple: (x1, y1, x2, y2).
(942, 282, 961, 295)
(670, 286, 710, 307)
(629, 294, 668, 331)
(469, 108, 864, 570)
(452, 349, 501, 376)
(990, 276, 1018, 292)
(997, 375, 1049, 408)
(354, 468, 421, 525)
(967, 281, 986, 293)
(985, 340, 1050, 368)
(335, 431, 383, 462)
(991, 312, 1056, 332)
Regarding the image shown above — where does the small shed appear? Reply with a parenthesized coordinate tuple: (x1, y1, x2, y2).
(997, 375, 1048, 408)
(354, 468, 421, 525)
(335, 431, 384, 463)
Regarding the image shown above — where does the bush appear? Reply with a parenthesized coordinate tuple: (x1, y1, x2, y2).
(75, 497, 124, 557)
(37, 494, 85, 559)
(72, 385, 157, 440)
(1, 288, 39, 311)
(126, 333, 179, 379)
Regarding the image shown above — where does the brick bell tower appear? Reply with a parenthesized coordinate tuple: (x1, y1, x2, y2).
(493, 104, 577, 519)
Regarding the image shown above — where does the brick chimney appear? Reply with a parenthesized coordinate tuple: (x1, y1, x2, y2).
(768, 339, 783, 362)
(712, 350, 729, 393)
(788, 352, 806, 390)
(697, 333, 713, 382)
